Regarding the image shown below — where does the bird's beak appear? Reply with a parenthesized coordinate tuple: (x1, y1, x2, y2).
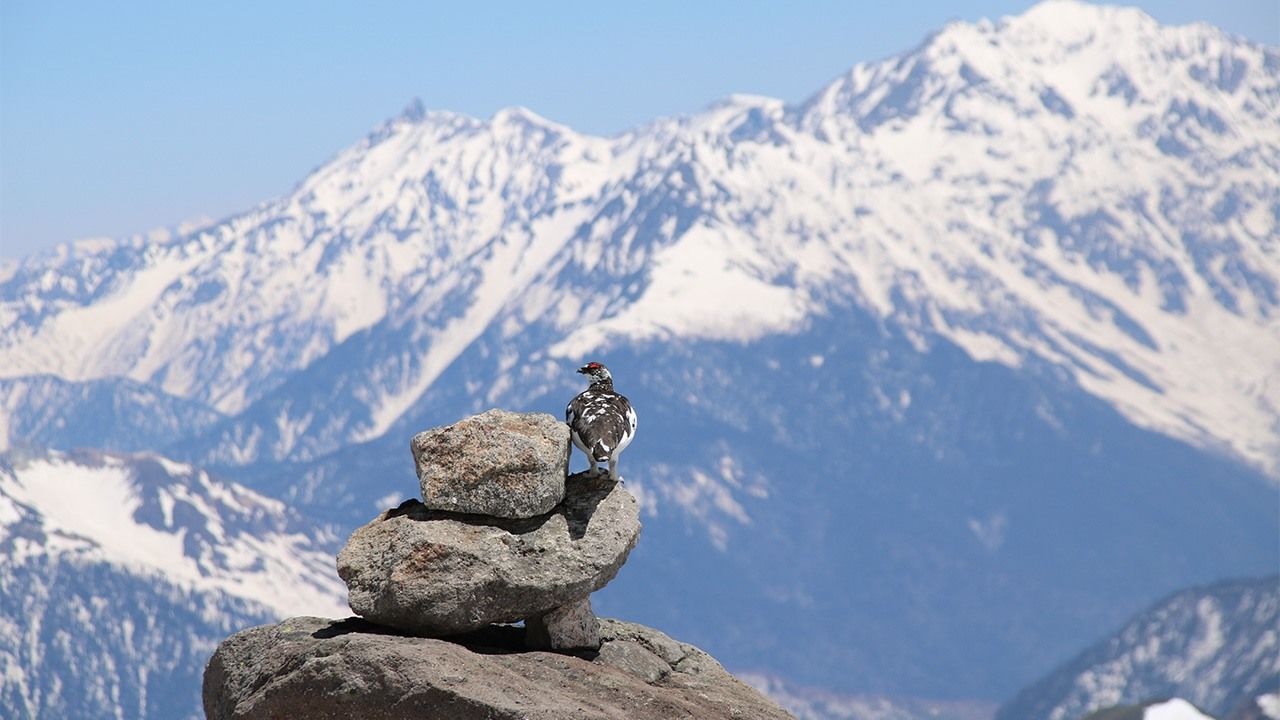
(576, 367, 588, 374)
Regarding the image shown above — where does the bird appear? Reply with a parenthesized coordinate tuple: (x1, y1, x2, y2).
(565, 361, 637, 481)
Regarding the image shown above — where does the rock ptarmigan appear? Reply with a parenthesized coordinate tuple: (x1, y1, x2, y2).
(565, 361, 637, 480)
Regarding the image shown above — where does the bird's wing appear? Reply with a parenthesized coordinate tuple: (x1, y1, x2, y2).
(617, 394, 637, 433)
(566, 392, 586, 427)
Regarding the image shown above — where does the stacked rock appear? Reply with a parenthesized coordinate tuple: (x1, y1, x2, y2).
(206, 407, 795, 719)
(336, 408, 641, 650)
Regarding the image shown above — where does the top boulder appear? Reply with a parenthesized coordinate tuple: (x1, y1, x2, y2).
(410, 409, 570, 519)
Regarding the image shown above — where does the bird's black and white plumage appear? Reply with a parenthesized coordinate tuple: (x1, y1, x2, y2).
(565, 361, 637, 480)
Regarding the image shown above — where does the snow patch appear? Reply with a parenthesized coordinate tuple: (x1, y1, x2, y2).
(1144, 698, 1214, 720)
(1258, 693, 1280, 720)
(550, 224, 809, 355)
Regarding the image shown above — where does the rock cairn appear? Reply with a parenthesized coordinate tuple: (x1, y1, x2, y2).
(338, 408, 641, 649)
(204, 408, 794, 719)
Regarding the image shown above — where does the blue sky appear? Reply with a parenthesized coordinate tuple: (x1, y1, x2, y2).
(1, 0, 1275, 258)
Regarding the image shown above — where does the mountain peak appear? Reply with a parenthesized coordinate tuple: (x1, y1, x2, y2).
(1006, 0, 1158, 35)
(399, 97, 427, 122)
(915, 0, 1164, 62)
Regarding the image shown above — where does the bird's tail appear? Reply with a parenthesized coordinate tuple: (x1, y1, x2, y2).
(591, 442, 611, 463)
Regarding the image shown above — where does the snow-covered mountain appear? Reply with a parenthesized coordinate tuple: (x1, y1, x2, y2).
(0, 449, 345, 718)
(0, 0, 1277, 709)
(2, 0, 1276, 474)
(997, 575, 1280, 720)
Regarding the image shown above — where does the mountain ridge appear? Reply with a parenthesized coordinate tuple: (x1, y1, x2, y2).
(0, 448, 346, 618)
(997, 574, 1280, 720)
(0, 448, 346, 719)
(2, 0, 1276, 473)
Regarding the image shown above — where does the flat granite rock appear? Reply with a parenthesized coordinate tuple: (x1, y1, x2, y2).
(411, 409, 571, 519)
(337, 471, 640, 636)
(203, 616, 794, 720)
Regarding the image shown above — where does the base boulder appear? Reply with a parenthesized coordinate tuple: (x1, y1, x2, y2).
(203, 616, 794, 720)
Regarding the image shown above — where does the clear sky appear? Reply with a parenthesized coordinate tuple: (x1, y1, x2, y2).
(1, 0, 1276, 259)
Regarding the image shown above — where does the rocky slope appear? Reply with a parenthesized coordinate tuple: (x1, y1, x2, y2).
(0, 554, 273, 720)
(0, 449, 345, 719)
(997, 575, 1280, 720)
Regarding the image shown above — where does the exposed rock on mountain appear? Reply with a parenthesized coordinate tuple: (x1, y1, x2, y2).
(0, 375, 223, 454)
(1, 553, 274, 720)
(0, 448, 345, 719)
(997, 575, 1280, 720)
(203, 615, 793, 720)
